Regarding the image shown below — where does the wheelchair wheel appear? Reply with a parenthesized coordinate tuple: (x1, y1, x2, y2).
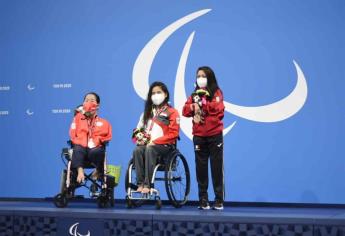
(124, 158, 144, 207)
(53, 193, 68, 208)
(59, 170, 67, 193)
(165, 152, 190, 208)
(60, 169, 76, 197)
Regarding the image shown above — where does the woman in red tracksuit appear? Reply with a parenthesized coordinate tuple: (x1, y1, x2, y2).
(69, 92, 112, 183)
(132, 81, 180, 194)
(182, 66, 225, 210)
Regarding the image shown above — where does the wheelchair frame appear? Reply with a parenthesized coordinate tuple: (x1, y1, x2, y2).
(53, 142, 116, 208)
(125, 146, 190, 209)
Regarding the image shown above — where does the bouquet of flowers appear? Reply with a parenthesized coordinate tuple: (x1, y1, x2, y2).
(192, 89, 210, 106)
(191, 89, 210, 124)
(132, 128, 151, 145)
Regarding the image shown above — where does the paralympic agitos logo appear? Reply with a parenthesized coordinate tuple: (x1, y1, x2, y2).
(132, 9, 308, 140)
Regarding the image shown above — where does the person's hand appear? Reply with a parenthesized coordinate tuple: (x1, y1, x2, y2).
(77, 167, 85, 183)
(193, 113, 204, 124)
(147, 141, 155, 146)
(137, 140, 145, 146)
(193, 103, 201, 113)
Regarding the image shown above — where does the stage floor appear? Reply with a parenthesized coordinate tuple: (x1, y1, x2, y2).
(1, 200, 345, 235)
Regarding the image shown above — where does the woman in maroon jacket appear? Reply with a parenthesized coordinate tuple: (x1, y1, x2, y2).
(182, 66, 225, 210)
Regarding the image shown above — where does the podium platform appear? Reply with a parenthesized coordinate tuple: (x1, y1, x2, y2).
(1, 200, 345, 235)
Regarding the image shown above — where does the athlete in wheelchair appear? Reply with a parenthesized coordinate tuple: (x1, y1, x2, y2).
(54, 92, 114, 208)
(125, 82, 190, 209)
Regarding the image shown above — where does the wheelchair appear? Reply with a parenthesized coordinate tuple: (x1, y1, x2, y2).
(53, 141, 117, 208)
(125, 144, 190, 209)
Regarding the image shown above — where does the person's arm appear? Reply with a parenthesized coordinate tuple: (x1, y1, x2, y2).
(182, 96, 195, 117)
(152, 109, 180, 145)
(203, 90, 225, 119)
(69, 113, 81, 144)
(132, 114, 147, 145)
(98, 121, 112, 144)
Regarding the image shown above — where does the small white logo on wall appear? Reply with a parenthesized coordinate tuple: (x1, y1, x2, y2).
(0, 111, 9, 116)
(53, 83, 72, 89)
(26, 109, 34, 116)
(0, 86, 10, 91)
(52, 109, 71, 114)
(69, 222, 91, 236)
(132, 9, 308, 140)
(27, 84, 35, 91)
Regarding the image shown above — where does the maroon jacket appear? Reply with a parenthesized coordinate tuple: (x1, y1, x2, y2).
(182, 89, 224, 137)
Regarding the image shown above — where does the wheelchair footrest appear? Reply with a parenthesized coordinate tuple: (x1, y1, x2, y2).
(128, 188, 160, 200)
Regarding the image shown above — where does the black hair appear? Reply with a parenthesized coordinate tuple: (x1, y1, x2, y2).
(83, 92, 100, 104)
(195, 66, 221, 99)
(143, 81, 170, 126)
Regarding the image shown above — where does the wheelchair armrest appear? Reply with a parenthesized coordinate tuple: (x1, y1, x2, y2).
(61, 147, 72, 161)
(67, 140, 73, 147)
(102, 141, 109, 147)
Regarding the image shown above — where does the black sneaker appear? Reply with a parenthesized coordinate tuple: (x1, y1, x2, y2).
(198, 199, 210, 210)
(212, 200, 224, 210)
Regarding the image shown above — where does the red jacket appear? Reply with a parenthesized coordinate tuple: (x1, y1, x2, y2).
(137, 105, 180, 145)
(182, 89, 224, 137)
(70, 113, 112, 148)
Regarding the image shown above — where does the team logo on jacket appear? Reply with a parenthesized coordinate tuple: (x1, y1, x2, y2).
(96, 121, 103, 127)
(132, 9, 308, 140)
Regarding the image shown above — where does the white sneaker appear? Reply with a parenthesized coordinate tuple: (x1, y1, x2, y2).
(212, 201, 224, 210)
(198, 200, 210, 210)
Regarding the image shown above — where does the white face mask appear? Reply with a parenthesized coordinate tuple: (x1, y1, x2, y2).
(151, 93, 165, 106)
(197, 77, 207, 88)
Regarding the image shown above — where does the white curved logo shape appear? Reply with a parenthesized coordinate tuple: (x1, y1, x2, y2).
(132, 9, 308, 140)
(27, 84, 35, 91)
(69, 222, 91, 236)
(223, 60, 307, 122)
(132, 9, 211, 100)
(26, 109, 34, 116)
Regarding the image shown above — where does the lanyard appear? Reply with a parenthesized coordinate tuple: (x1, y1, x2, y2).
(147, 105, 167, 134)
(87, 116, 96, 139)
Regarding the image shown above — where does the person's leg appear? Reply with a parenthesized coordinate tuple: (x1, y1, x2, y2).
(71, 145, 87, 183)
(132, 145, 146, 190)
(193, 136, 210, 209)
(142, 144, 171, 193)
(87, 146, 106, 179)
(208, 133, 224, 209)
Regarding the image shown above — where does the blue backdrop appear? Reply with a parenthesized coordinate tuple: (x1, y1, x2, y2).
(1, 0, 344, 204)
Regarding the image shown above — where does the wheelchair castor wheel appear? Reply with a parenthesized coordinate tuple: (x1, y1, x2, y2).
(155, 196, 162, 210)
(90, 183, 98, 193)
(109, 188, 115, 207)
(125, 196, 132, 208)
(97, 195, 109, 208)
(53, 193, 68, 208)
